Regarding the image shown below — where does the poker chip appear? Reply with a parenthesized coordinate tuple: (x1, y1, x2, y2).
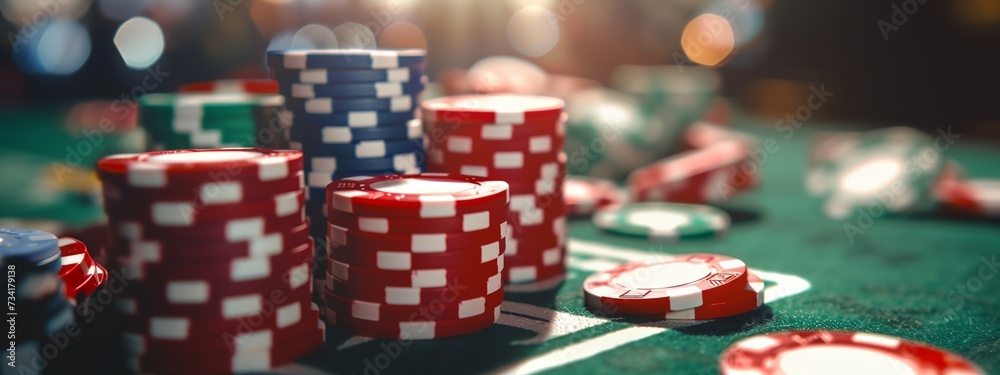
(325, 305, 500, 339)
(179, 79, 279, 94)
(327, 174, 510, 218)
(267, 49, 426, 70)
(325, 287, 504, 322)
(138, 92, 288, 149)
(325, 273, 501, 305)
(719, 330, 986, 375)
(290, 118, 422, 144)
(935, 178, 1000, 218)
(629, 140, 756, 204)
(128, 318, 324, 374)
(647, 272, 764, 320)
(97, 147, 318, 372)
(328, 239, 504, 270)
(291, 137, 424, 159)
(327, 204, 507, 234)
(564, 176, 625, 216)
(285, 95, 416, 114)
(582, 253, 749, 314)
(328, 254, 504, 288)
(421, 94, 564, 124)
(279, 78, 427, 99)
(593, 203, 729, 240)
(271, 65, 422, 84)
(328, 222, 506, 252)
(56, 237, 99, 297)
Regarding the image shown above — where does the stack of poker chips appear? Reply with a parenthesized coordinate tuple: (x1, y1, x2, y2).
(138, 81, 289, 150)
(324, 174, 507, 339)
(583, 253, 764, 320)
(266, 49, 429, 302)
(422, 94, 567, 287)
(97, 149, 323, 374)
(0, 228, 76, 365)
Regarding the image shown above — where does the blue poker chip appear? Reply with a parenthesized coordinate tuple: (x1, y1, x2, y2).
(267, 49, 426, 70)
(285, 96, 415, 114)
(271, 65, 424, 84)
(291, 138, 424, 159)
(0, 228, 60, 265)
(279, 79, 427, 99)
(289, 110, 415, 127)
(289, 119, 422, 144)
(303, 152, 424, 174)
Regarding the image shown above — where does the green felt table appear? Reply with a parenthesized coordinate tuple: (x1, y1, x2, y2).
(1, 107, 998, 375)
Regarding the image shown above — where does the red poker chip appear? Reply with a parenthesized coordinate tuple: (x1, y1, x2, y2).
(564, 176, 624, 216)
(70, 263, 107, 299)
(935, 178, 1000, 218)
(426, 146, 561, 171)
(123, 299, 315, 341)
(427, 151, 566, 181)
(179, 79, 280, 94)
(103, 190, 305, 227)
(102, 170, 304, 203)
(327, 173, 509, 219)
(115, 277, 314, 318)
(423, 115, 565, 140)
(629, 140, 757, 204)
(327, 204, 507, 234)
(325, 287, 504, 322)
(426, 132, 565, 156)
(582, 253, 749, 314)
(326, 304, 499, 339)
(118, 250, 312, 304)
(327, 222, 506, 253)
(325, 271, 501, 305)
(421, 94, 564, 125)
(719, 330, 986, 375)
(132, 324, 323, 374)
(113, 241, 313, 282)
(327, 239, 505, 270)
(129, 318, 323, 373)
(106, 221, 311, 262)
(328, 256, 503, 288)
(655, 272, 764, 320)
(97, 149, 303, 188)
(57, 237, 97, 291)
(109, 211, 304, 242)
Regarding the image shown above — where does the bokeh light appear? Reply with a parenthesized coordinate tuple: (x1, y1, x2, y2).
(291, 24, 338, 49)
(378, 22, 428, 50)
(13, 20, 91, 75)
(114, 17, 165, 69)
(0, 0, 91, 26)
(332, 22, 377, 50)
(680, 14, 735, 67)
(701, 0, 765, 48)
(507, 6, 559, 57)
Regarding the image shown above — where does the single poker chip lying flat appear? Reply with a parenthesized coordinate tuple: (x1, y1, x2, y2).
(97, 149, 303, 188)
(327, 222, 506, 253)
(327, 173, 510, 218)
(328, 256, 504, 288)
(325, 287, 504, 322)
(326, 305, 499, 339)
(719, 330, 986, 375)
(266, 49, 426, 70)
(289, 118, 422, 144)
(327, 239, 504, 270)
(279, 79, 426, 99)
(324, 272, 501, 306)
(592, 202, 729, 240)
(271, 65, 422, 84)
(421, 94, 564, 124)
(582, 253, 749, 314)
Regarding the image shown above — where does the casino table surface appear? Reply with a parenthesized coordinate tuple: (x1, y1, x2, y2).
(1, 107, 999, 375)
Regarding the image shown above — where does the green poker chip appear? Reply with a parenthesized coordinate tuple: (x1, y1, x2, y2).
(592, 202, 730, 240)
(138, 92, 289, 150)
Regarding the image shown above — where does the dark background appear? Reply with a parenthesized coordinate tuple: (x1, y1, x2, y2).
(1, 0, 997, 138)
